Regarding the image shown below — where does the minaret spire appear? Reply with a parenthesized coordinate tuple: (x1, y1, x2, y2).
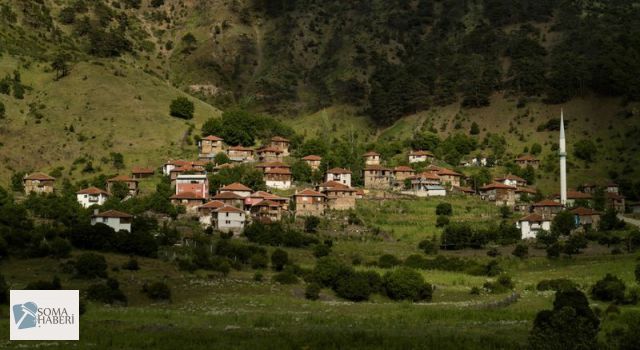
(559, 109, 567, 206)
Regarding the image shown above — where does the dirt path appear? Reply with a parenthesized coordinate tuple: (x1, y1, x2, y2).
(619, 214, 640, 228)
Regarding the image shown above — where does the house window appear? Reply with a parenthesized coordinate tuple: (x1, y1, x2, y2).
(225, 220, 231, 224)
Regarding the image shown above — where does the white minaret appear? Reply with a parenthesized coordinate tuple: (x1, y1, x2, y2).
(559, 109, 567, 206)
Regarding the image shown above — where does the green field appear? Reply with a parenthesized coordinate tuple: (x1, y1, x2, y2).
(1, 196, 639, 349)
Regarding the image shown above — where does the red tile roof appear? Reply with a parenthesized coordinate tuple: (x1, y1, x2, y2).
(252, 199, 282, 207)
(454, 186, 475, 194)
(319, 180, 349, 189)
(212, 192, 244, 200)
(132, 167, 154, 174)
(519, 213, 548, 222)
(228, 145, 254, 151)
(570, 207, 601, 216)
(516, 187, 537, 194)
(77, 187, 109, 195)
(108, 175, 138, 182)
(202, 135, 223, 141)
(264, 168, 292, 175)
(411, 172, 441, 180)
(271, 136, 290, 142)
(170, 192, 204, 200)
(553, 191, 592, 200)
(409, 150, 434, 156)
(394, 166, 415, 172)
(220, 182, 252, 192)
(495, 174, 526, 182)
(437, 168, 463, 177)
(93, 210, 132, 218)
(363, 151, 380, 157)
(257, 146, 283, 153)
(516, 154, 539, 161)
(24, 172, 55, 181)
(216, 205, 245, 213)
(327, 167, 352, 174)
(295, 189, 326, 197)
(364, 165, 392, 171)
(302, 155, 322, 161)
(480, 182, 517, 191)
(200, 200, 225, 209)
(255, 161, 290, 169)
(532, 199, 563, 207)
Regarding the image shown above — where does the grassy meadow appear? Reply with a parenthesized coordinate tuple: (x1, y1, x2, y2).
(1, 196, 639, 349)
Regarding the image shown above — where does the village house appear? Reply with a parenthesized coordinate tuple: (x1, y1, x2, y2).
(392, 166, 416, 184)
(293, 189, 326, 217)
(325, 167, 352, 187)
(107, 175, 139, 197)
(515, 187, 537, 202)
(170, 164, 207, 186)
(91, 210, 133, 233)
(436, 168, 463, 188)
(227, 146, 255, 163)
(531, 199, 564, 218)
(162, 160, 208, 176)
(605, 182, 620, 194)
(264, 167, 292, 189)
(469, 156, 488, 167)
(210, 191, 245, 209)
(302, 155, 322, 170)
(215, 206, 246, 234)
(515, 154, 540, 169)
(213, 163, 236, 174)
(76, 187, 110, 208)
(571, 207, 601, 231)
(250, 200, 283, 222)
(629, 202, 640, 214)
(219, 182, 253, 198)
(256, 146, 284, 162)
(517, 213, 551, 240)
(322, 183, 357, 211)
(404, 172, 445, 197)
(131, 167, 155, 179)
(197, 200, 225, 227)
(452, 186, 475, 195)
(580, 183, 598, 194)
(363, 165, 393, 189)
(255, 161, 290, 172)
(245, 191, 289, 210)
(270, 136, 290, 156)
(606, 192, 626, 213)
(408, 150, 435, 164)
(553, 190, 592, 208)
(495, 174, 527, 188)
(198, 135, 225, 160)
(479, 182, 517, 207)
(23, 173, 55, 195)
(363, 151, 381, 166)
(175, 174, 209, 199)
(170, 192, 207, 212)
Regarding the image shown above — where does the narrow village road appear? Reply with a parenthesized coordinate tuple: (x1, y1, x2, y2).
(618, 214, 640, 228)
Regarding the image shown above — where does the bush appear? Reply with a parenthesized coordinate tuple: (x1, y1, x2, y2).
(26, 276, 62, 290)
(418, 238, 439, 255)
(49, 237, 72, 258)
(87, 278, 127, 305)
(512, 243, 528, 259)
(305, 283, 321, 300)
(636, 264, 640, 284)
(271, 249, 289, 271)
(591, 274, 626, 303)
(536, 279, 577, 292)
(436, 215, 450, 227)
(122, 257, 139, 271)
(378, 254, 401, 268)
(253, 271, 263, 282)
(383, 267, 432, 302)
(487, 247, 501, 257)
(334, 271, 373, 302)
(273, 270, 299, 284)
(546, 242, 562, 259)
(142, 281, 171, 301)
(169, 97, 194, 119)
(436, 203, 453, 216)
(251, 253, 268, 269)
(483, 274, 515, 293)
(304, 216, 321, 233)
(470, 286, 481, 295)
(309, 257, 353, 288)
(312, 243, 331, 258)
(74, 253, 108, 279)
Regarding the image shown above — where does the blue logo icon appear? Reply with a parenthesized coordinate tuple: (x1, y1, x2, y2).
(13, 302, 38, 329)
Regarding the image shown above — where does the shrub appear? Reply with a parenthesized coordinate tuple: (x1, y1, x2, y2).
(304, 216, 321, 233)
(591, 274, 626, 303)
(563, 234, 588, 256)
(273, 270, 299, 284)
(26, 276, 62, 290)
(334, 271, 372, 302)
(383, 267, 432, 302)
(418, 238, 439, 255)
(305, 283, 321, 300)
(49, 237, 72, 258)
(436, 215, 450, 227)
(87, 278, 127, 305)
(487, 247, 501, 257)
(169, 97, 194, 119)
(470, 286, 481, 295)
(251, 253, 268, 269)
(271, 249, 289, 271)
(378, 254, 401, 268)
(436, 203, 453, 216)
(253, 271, 263, 282)
(404, 254, 427, 269)
(74, 253, 108, 279)
(512, 243, 528, 259)
(536, 279, 577, 292)
(309, 257, 353, 288)
(312, 243, 331, 258)
(483, 274, 514, 293)
(142, 281, 171, 301)
(636, 264, 640, 284)
(122, 257, 139, 271)
(546, 242, 562, 259)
